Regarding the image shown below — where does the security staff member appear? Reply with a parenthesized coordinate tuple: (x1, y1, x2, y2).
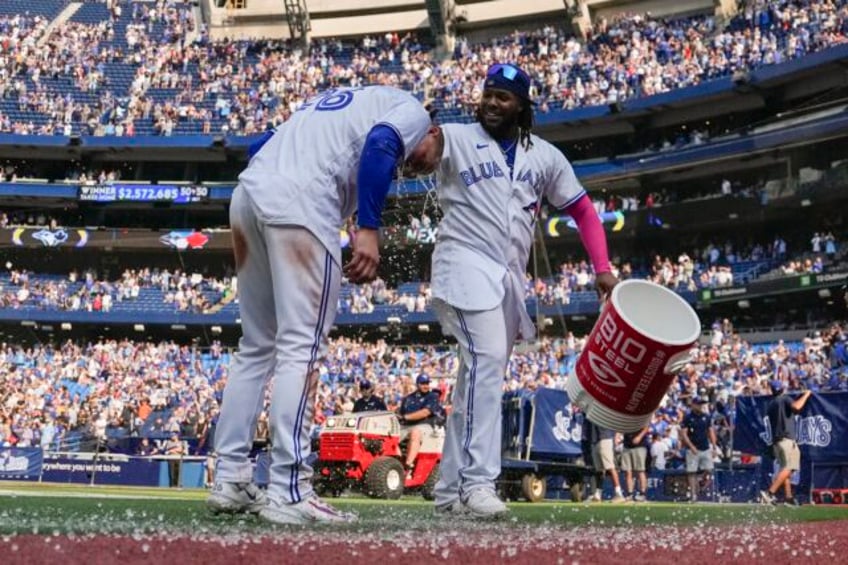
(352, 380, 387, 413)
(681, 396, 717, 501)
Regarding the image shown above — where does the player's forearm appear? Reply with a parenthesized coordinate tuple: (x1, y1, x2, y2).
(356, 125, 404, 229)
(564, 194, 612, 274)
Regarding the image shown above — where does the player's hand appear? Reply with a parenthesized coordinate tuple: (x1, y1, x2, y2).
(344, 228, 380, 284)
(595, 272, 619, 302)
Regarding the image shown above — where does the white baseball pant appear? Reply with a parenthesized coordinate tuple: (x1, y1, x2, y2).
(432, 277, 521, 505)
(214, 185, 340, 504)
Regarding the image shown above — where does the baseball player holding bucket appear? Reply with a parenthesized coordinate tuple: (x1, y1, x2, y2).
(566, 279, 702, 433)
(424, 63, 619, 517)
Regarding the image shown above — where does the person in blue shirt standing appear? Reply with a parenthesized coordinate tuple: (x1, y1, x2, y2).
(680, 395, 718, 501)
(352, 380, 387, 413)
(760, 380, 812, 506)
(398, 374, 444, 476)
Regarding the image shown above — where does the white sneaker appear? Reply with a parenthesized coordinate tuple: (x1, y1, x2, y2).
(207, 481, 267, 515)
(633, 493, 647, 502)
(759, 490, 776, 506)
(260, 495, 358, 525)
(610, 494, 628, 504)
(590, 492, 602, 503)
(461, 488, 508, 518)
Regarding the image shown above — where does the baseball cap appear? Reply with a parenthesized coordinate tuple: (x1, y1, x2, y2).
(416, 374, 430, 385)
(770, 379, 785, 393)
(359, 380, 372, 390)
(484, 63, 536, 105)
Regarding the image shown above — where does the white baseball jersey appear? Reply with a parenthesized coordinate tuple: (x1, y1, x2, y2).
(239, 86, 431, 265)
(432, 122, 586, 337)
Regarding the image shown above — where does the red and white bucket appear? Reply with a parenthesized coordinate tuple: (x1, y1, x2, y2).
(566, 280, 701, 432)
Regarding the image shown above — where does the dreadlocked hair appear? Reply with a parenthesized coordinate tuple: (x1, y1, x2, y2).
(518, 103, 534, 150)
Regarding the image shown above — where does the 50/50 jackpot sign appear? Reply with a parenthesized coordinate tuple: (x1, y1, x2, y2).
(78, 184, 209, 203)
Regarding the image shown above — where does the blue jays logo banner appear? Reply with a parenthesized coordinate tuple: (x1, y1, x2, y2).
(11, 227, 89, 248)
(0, 448, 43, 480)
(734, 393, 848, 463)
(529, 388, 583, 458)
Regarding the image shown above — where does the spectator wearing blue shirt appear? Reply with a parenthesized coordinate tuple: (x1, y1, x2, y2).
(760, 381, 812, 506)
(352, 380, 387, 413)
(398, 374, 443, 476)
(680, 396, 717, 501)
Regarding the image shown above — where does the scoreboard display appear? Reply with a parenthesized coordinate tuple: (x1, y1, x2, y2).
(78, 184, 210, 203)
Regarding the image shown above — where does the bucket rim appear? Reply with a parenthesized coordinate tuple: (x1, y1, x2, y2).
(610, 280, 701, 347)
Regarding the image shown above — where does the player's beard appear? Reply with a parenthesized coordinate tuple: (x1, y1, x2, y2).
(476, 106, 519, 140)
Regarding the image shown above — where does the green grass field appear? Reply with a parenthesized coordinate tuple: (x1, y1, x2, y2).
(3, 481, 848, 536)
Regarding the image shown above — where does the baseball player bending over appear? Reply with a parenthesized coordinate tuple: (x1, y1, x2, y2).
(423, 64, 619, 517)
(208, 86, 442, 525)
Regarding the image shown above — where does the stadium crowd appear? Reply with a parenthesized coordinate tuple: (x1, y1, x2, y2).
(1, 319, 846, 471)
(0, 268, 235, 314)
(2, 1, 848, 135)
(0, 226, 840, 316)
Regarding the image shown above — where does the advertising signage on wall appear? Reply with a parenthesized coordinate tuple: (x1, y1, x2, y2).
(699, 271, 848, 303)
(3, 227, 231, 250)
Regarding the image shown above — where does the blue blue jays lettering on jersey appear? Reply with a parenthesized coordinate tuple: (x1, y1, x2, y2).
(516, 168, 543, 189)
(460, 161, 505, 187)
(459, 163, 543, 189)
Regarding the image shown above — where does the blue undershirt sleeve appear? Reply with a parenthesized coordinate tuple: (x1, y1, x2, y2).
(356, 124, 405, 229)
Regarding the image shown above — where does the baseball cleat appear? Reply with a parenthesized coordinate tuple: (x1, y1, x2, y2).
(260, 495, 358, 525)
(207, 481, 267, 515)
